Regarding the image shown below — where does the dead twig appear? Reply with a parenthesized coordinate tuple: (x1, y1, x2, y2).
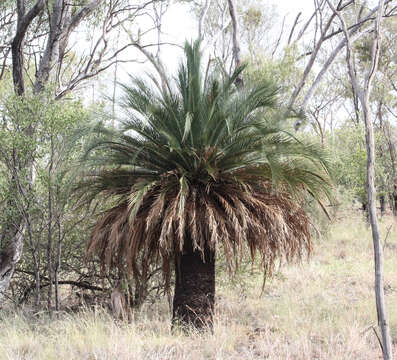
(373, 326, 384, 354)
(382, 224, 393, 250)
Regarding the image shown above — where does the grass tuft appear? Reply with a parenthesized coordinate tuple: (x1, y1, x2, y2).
(1, 214, 396, 359)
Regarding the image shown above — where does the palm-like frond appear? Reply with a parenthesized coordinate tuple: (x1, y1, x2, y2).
(77, 40, 333, 286)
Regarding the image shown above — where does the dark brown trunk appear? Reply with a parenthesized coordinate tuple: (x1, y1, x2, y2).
(380, 195, 385, 216)
(362, 202, 369, 223)
(172, 236, 215, 330)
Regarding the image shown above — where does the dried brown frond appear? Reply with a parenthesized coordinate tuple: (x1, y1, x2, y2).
(87, 180, 312, 289)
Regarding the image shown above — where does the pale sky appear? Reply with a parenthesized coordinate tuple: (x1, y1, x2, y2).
(272, 0, 314, 15)
(162, 0, 315, 50)
(98, 0, 316, 103)
(134, 0, 315, 71)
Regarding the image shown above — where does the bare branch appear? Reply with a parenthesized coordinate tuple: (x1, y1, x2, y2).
(272, 14, 286, 57)
(294, 0, 393, 111)
(121, 22, 171, 93)
(301, 26, 371, 111)
(293, 3, 320, 44)
(287, 3, 337, 110)
(198, 0, 211, 40)
(287, 12, 302, 45)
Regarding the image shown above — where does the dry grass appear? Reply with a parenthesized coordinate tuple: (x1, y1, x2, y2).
(1, 213, 397, 359)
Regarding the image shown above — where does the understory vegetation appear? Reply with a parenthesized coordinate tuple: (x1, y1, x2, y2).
(1, 0, 397, 358)
(1, 214, 397, 360)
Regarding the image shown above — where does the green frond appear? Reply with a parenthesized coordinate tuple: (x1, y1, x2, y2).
(76, 39, 334, 288)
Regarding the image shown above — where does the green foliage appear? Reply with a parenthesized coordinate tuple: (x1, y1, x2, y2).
(331, 123, 367, 204)
(0, 89, 88, 186)
(243, 7, 262, 28)
(330, 121, 390, 205)
(0, 85, 100, 305)
(244, 45, 303, 104)
(77, 40, 333, 288)
(80, 41, 332, 211)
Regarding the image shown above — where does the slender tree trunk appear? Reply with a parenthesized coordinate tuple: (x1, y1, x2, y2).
(54, 214, 62, 312)
(46, 136, 54, 314)
(361, 7, 393, 356)
(26, 216, 40, 310)
(327, 0, 393, 356)
(172, 235, 215, 330)
(362, 202, 369, 223)
(363, 103, 393, 359)
(384, 123, 397, 216)
(361, 2, 393, 355)
(393, 194, 397, 216)
(380, 195, 385, 216)
(198, 0, 210, 40)
(388, 194, 393, 212)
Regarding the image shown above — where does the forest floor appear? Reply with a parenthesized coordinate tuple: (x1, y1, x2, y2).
(1, 213, 397, 359)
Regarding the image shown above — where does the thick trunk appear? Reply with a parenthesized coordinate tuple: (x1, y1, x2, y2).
(34, 0, 64, 94)
(12, 0, 46, 95)
(172, 236, 215, 330)
(227, 0, 243, 88)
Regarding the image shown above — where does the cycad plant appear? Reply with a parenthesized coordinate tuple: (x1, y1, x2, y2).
(77, 41, 333, 329)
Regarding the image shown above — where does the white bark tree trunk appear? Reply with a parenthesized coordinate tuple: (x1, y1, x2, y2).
(363, 101, 393, 359)
(227, 0, 243, 88)
(326, 0, 393, 358)
(0, 222, 26, 304)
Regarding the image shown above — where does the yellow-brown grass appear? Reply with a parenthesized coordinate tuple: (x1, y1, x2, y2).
(1, 213, 397, 359)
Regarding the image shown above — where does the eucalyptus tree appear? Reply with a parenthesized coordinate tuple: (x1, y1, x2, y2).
(77, 40, 333, 329)
(326, 0, 393, 358)
(188, 0, 397, 118)
(0, 0, 170, 306)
